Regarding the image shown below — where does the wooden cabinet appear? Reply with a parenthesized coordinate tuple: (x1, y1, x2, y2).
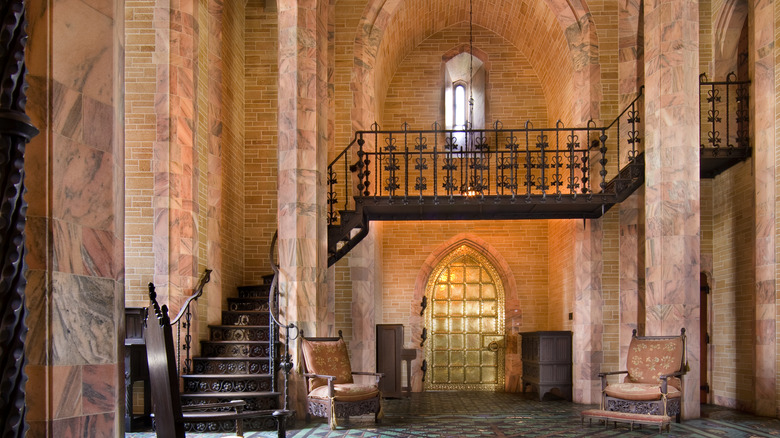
(520, 331, 572, 401)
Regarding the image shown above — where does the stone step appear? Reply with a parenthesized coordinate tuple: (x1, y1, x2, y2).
(181, 392, 280, 412)
(227, 297, 269, 312)
(221, 311, 269, 326)
(192, 357, 271, 375)
(237, 284, 271, 299)
(209, 325, 270, 342)
(200, 340, 271, 358)
(182, 374, 273, 393)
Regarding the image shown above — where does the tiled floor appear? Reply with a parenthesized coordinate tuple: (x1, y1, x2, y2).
(127, 391, 780, 437)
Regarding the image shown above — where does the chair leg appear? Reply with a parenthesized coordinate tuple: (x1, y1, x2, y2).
(236, 418, 244, 437)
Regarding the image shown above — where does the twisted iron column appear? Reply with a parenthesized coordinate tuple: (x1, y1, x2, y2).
(0, 2, 39, 437)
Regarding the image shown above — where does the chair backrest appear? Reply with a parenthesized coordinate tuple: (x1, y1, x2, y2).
(300, 331, 354, 391)
(625, 328, 686, 388)
(145, 285, 185, 438)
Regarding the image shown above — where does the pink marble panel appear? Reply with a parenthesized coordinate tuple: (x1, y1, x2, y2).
(82, 97, 114, 153)
(52, 365, 83, 419)
(51, 0, 113, 104)
(52, 81, 84, 142)
(51, 272, 117, 364)
(53, 134, 115, 230)
(82, 364, 116, 415)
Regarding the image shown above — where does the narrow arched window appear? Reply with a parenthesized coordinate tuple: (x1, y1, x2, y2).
(454, 83, 467, 130)
(444, 52, 485, 151)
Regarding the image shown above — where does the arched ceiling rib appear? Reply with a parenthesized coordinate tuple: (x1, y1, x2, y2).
(372, 0, 577, 125)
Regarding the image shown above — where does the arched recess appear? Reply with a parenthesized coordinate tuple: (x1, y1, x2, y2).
(712, 0, 748, 79)
(351, 0, 602, 133)
(408, 233, 517, 392)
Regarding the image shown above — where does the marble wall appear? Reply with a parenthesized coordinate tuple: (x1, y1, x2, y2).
(748, 0, 777, 418)
(25, 0, 125, 435)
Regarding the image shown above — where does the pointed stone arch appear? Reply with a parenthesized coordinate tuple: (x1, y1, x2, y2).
(407, 233, 516, 391)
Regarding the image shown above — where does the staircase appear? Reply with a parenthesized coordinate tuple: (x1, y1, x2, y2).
(179, 277, 281, 432)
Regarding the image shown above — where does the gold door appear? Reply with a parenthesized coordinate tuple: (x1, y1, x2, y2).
(425, 245, 505, 391)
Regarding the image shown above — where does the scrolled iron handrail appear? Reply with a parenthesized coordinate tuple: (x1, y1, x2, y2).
(169, 268, 212, 375)
(267, 231, 298, 339)
(268, 230, 298, 416)
(171, 268, 212, 325)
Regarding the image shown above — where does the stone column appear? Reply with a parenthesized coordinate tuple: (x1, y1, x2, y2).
(572, 219, 603, 404)
(25, 0, 125, 434)
(749, 0, 776, 418)
(349, 227, 381, 373)
(618, 190, 644, 366)
(277, 0, 329, 412)
(643, 0, 701, 419)
(153, 0, 201, 315)
(617, 0, 644, 367)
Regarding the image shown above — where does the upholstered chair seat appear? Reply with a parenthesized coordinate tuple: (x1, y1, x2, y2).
(604, 382, 681, 401)
(308, 384, 380, 402)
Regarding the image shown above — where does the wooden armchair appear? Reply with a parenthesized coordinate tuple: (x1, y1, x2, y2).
(144, 287, 289, 437)
(599, 329, 687, 421)
(300, 331, 383, 429)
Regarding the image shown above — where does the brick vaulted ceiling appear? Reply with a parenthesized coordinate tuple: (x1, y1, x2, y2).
(368, 0, 591, 126)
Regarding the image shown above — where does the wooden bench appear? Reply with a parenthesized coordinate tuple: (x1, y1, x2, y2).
(581, 409, 672, 432)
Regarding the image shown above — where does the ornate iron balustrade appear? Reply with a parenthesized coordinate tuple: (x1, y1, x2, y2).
(699, 72, 750, 177)
(328, 89, 644, 225)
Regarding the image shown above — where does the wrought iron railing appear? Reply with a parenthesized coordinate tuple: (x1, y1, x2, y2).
(268, 231, 296, 416)
(699, 72, 749, 152)
(170, 269, 212, 375)
(328, 89, 644, 225)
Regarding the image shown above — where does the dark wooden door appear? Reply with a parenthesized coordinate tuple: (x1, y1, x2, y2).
(700, 272, 709, 403)
(376, 324, 403, 398)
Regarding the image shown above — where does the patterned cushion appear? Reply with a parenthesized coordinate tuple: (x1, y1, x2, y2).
(301, 338, 354, 391)
(624, 336, 684, 388)
(308, 383, 380, 402)
(605, 382, 681, 401)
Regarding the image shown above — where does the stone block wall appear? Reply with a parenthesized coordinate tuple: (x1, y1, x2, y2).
(711, 160, 756, 410)
(124, 0, 158, 306)
(244, 3, 279, 283)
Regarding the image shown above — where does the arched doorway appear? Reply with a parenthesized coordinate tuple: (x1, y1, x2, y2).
(424, 245, 505, 391)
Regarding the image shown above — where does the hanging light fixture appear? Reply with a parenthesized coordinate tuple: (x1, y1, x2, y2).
(462, 0, 477, 197)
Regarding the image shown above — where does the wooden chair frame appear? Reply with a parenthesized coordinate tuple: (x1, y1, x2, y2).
(598, 328, 687, 422)
(300, 331, 383, 429)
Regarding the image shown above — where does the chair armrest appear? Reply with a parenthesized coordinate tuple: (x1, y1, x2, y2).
(598, 370, 628, 391)
(597, 370, 628, 378)
(352, 371, 384, 384)
(182, 399, 246, 412)
(302, 373, 337, 382)
(658, 371, 684, 394)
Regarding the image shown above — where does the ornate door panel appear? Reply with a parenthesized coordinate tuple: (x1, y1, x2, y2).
(425, 246, 505, 391)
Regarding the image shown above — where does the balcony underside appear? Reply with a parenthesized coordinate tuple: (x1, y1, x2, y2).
(700, 147, 751, 178)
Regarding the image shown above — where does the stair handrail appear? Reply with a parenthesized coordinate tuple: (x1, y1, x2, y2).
(171, 269, 212, 325)
(268, 230, 297, 417)
(328, 136, 359, 224)
(170, 268, 212, 375)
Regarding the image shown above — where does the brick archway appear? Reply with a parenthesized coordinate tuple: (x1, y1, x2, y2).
(351, 0, 602, 131)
